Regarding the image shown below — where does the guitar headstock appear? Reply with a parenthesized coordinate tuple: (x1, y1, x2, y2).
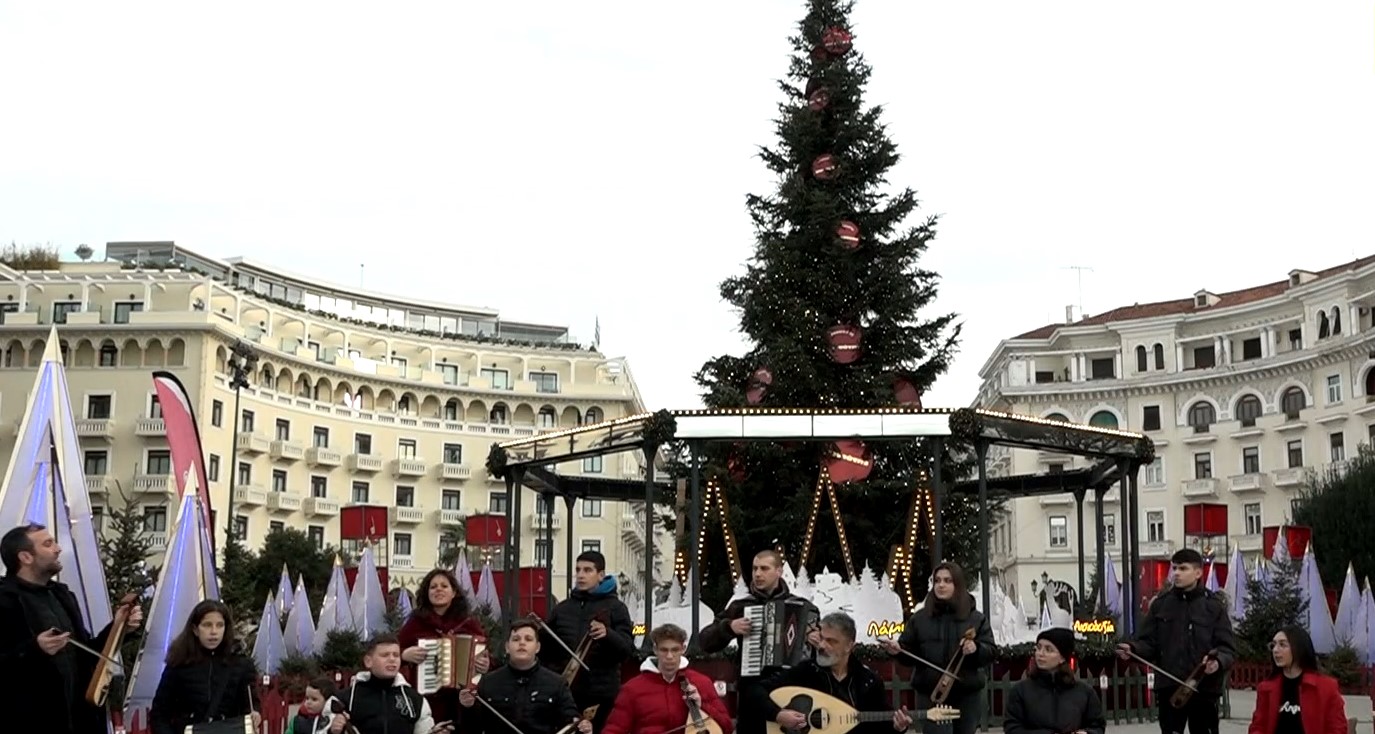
(925, 705, 960, 723)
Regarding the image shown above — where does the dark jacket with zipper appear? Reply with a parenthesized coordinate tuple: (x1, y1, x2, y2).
(755, 655, 891, 734)
(896, 594, 996, 698)
(344, 672, 433, 734)
(697, 579, 820, 675)
(1004, 669, 1106, 734)
(538, 575, 635, 702)
(470, 663, 578, 734)
(148, 648, 259, 734)
(1129, 585, 1236, 695)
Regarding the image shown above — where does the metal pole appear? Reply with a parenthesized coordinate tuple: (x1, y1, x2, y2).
(931, 437, 945, 567)
(1126, 466, 1142, 634)
(1094, 485, 1107, 615)
(225, 383, 241, 557)
(687, 444, 702, 652)
(1075, 488, 1086, 615)
(563, 493, 576, 597)
(976, 442, 991, 623)
(641, 444, 657, 652)
(542, 492, 555, 610)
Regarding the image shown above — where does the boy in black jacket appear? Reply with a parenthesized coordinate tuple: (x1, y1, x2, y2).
(757, 612, 911, 734)
(461, 620, 589, 734)
(1118, 548, 1236, 734)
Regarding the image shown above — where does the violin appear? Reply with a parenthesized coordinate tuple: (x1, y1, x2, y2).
(85, 591, 141, 707)
(930, 629, 976, 705)
(1169, 649, 1217, 708)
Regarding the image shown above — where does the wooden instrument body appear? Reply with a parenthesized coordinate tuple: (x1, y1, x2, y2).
(930, 629, 976, 705)
(764, 686, 959, 734)
(1168, 649, 1216, 708)
(681, 680, 725, 734)
(417, 634, 487, 695)
(86, 592, 139, 707)
(561, 609, 610, 686)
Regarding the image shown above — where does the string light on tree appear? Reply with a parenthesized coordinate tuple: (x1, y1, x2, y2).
(822, 468, 857, 580)
(800, 472, 828, 566)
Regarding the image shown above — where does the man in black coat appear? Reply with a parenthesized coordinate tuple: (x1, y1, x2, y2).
(461, 619, 589, 734)
(537, 551, 635, 733)
(756, 612, 911, 734)
(1118, 548, 1236, 734)
(0, 523, 143, 734)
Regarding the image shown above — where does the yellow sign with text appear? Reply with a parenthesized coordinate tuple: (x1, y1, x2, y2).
(633, 623, 647, 636)
(1073, 618, 1116, 635)
(866, 620, 905, 638)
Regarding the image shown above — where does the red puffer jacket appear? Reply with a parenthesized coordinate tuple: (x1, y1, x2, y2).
(602, 662, 733, 734)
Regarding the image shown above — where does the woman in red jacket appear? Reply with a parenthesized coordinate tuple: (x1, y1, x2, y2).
(396, 568, 491, 727)
(1249, 625, 1347, 734)
(602, 623, 733, 734)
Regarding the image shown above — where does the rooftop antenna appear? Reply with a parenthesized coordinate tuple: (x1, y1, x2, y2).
(359, 263, 364, 289)
(1064, 265, 1093, 320)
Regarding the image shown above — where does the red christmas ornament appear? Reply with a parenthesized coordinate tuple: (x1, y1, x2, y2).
(826, 324, 863, 364)
(810, 44, 830, 62)
(727, 446, 747, 483)
(807, 87, 831, 111)
(811, 154, 839, 180)
(825, 440, 873, 484)
(822, 27, 854, 55)
(893, 376, 923, 408)
(745, 366, 773, 405)
(835, 220, 860, 250)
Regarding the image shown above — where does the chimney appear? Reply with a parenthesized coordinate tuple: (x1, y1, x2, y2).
(1065, 305, 1075, 324)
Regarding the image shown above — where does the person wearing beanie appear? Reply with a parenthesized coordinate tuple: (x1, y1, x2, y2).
(881, 562, 995, 734)
(1004, 628, 1104, 734)
(1117, 548, 1236, 734)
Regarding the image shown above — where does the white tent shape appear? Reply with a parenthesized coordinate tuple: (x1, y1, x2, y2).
(1220, 546, 1248, 622)
(252, 592, 285, 675)
(313, 555, 355, 652)
(350, 545, 388, 640)
(1334, 563, 1362, 645)
(1296, 541, 1337, 654)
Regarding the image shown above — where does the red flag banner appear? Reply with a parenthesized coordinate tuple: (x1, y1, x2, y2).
(151, 371, 216, 553)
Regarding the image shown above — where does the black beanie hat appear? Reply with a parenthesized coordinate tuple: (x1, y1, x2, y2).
(1037, 628, 1075, 660)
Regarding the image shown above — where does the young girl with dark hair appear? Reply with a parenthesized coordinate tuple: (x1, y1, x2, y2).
(148, 599, 261, 734)
(1004, 629, 1105, 734)
(884, 562, 996, 734)
(1248, 626, 1346, 734)
(395, 568, 491, 727)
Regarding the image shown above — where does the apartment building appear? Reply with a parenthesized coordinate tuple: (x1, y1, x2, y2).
(975, 255, 1375, 601)
(0, 242, 662, 593)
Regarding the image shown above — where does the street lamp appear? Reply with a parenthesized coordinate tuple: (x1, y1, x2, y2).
(224, 341, 258, 558)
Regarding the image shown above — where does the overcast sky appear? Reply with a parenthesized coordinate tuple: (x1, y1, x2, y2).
(2, 2, 1373, 411)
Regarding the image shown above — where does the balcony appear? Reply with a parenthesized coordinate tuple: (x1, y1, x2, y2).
(437, 509, 466, 526)
(392, 458, 427, 477)
(392, 506, 426, 524)
(1140, 540, 1176, 557)
(1181, 478, 1219, 498)
(86, 476, 111, 494)
(440, 463, 472, 481)
(1272, 467, 1305, 488)
(267, 491, 303, 513)
(392, 555, 416, 570)
(236, 434, 270, 454)
(132, 474, 172, 495)
(135, 417, 166, 437)
(1236, 533, 1264, 553)
(348, 453, 384, 473)
(75, 418, 115, 440)
(302, 496, 340, 516)
(270, 440, 305, 462)
(1228, 473, 1268, 494)
(306, 447, 343, 467)
(528, 512, 563, 531)
(620, 513, 645, 551)
(148, 532, 169, 550)
(233, 486, 268, 506)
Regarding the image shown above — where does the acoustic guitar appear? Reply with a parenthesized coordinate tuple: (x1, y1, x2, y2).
(765, 687, 960, 734)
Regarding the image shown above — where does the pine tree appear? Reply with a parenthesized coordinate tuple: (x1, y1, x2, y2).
(1293, 444, 1375, 586)
(99, 485, 156, 602)
(695, 0, 981, 607)
(1235, 557, 1307, 662)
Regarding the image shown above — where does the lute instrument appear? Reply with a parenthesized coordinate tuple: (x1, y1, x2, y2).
(766, 687, 960, 734)
(680, 677, 725, 734)
(1169, 649, 1217, 708)
(553, 705, 600, 734)
(930, 629, 976, 705)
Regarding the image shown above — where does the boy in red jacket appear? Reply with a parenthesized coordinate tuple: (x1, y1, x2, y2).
(602, 624, 733, 734)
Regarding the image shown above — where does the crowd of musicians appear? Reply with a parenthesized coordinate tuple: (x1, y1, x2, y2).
(0, 522, 1354, 734)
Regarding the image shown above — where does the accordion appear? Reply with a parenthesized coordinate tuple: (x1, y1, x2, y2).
(740, 599, 817, 677)
(184, 715, 255, 734)
(417, 634, 487, 695)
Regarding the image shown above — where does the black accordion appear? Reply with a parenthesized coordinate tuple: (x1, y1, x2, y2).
(739, 599, 817, 676)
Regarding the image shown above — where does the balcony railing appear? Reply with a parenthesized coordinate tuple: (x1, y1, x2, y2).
(1181, 478, 1219, 497)
(86, 476, 111, 494)
(440, 463, 471, 480)
(236, 434, 270, 454)
(528, 513, 562, 531)
(234, 486, 268, 506)
(1272, 467, 1305, 487)
(348, 454, 384, 473)
(392, 458, 427, 477)
(1228, 473, 1268, 494)
(303, 497, 341, 516)
(437, 509, 466, 525)
(267, 492, 303, 513)
(135, 417, 166, 437)
(306, 447, 343, 467)
(270, 440, 305, 461)
(75, 418, 115, 439)
(392, 506, 425, 524)
(133, 474, 172, 494)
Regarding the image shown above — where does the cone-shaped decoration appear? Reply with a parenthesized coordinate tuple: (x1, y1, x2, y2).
(1221, 546, 1248, 622)
(1101, 550, 1121, 617)
(1335, 562, 1362, 645)
(475, 561, 502, 618)
(1361, 579, 1375, 665)
(284, 579, 317, 657)
(349, 545, 387, 639)
(1297, 541, 1336, 654)
(0, 327, 113, 635)
(1204, 561, 1220, 593)
(277, 563, 293, 618)
(314, 555, 355, 652)
(395, 587, 415, 625)
(253, 592, 285, 674)
(1273, 526, 1292, 567)
(453, 554, 475, 596)
(124, 490, 219, 720)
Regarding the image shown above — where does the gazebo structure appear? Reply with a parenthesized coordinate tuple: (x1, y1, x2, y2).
(486, 406, 1154, 647)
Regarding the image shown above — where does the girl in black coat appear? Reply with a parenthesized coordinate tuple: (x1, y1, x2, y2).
(149, 599, 261, 734)
(1004, 629, 1105, 734)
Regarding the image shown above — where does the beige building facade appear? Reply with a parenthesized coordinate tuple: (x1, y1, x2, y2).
(0, 242, 662, 595)
(975, 255, 1375, 606)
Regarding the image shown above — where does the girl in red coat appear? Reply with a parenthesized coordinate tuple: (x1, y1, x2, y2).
(1249, 625, 1347, 734)
(396, 568, 491, 728)
(602, 623, 733, 734)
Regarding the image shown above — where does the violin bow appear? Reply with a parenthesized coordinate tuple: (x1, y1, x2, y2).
(1122, 650, 1199, 692)
(526, 613, 591, 671)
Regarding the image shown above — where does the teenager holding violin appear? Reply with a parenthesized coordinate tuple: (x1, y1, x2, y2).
(0, 523, 145, 734)
(882, 562, 995, 734)
(1004, 629, 1105, 734)
(149, 599, 261, 734)
(1117, 548, 1236, 734)
(396, 568, 491, 728)
(1248, 626, 1347, 734)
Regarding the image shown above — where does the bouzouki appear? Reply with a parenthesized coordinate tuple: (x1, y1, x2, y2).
(1168, 649, 1218, 708)
(86, 591, 143, 706)
(680, 677, 726, 734)
(766, 687, 959, 734)
(553, 705, 601, 734)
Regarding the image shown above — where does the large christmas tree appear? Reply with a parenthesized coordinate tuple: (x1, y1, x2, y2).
(695, 0, 984, 607)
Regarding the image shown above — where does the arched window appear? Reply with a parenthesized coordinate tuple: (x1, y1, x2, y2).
(1318, 312, 1331, 339)
(1281, 387, 1306, 419)
(1044, 412, 1070, 423)
(1332, 307, 1343, 335)
(1135, 346, 1148, 373)
(1089, 411, 1119, 430)
(1187, 401, 1216, 433)
(1153, 344, 1165, 370)
(1235, 394, 1263, 427)
(538, 407, 557, 429)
